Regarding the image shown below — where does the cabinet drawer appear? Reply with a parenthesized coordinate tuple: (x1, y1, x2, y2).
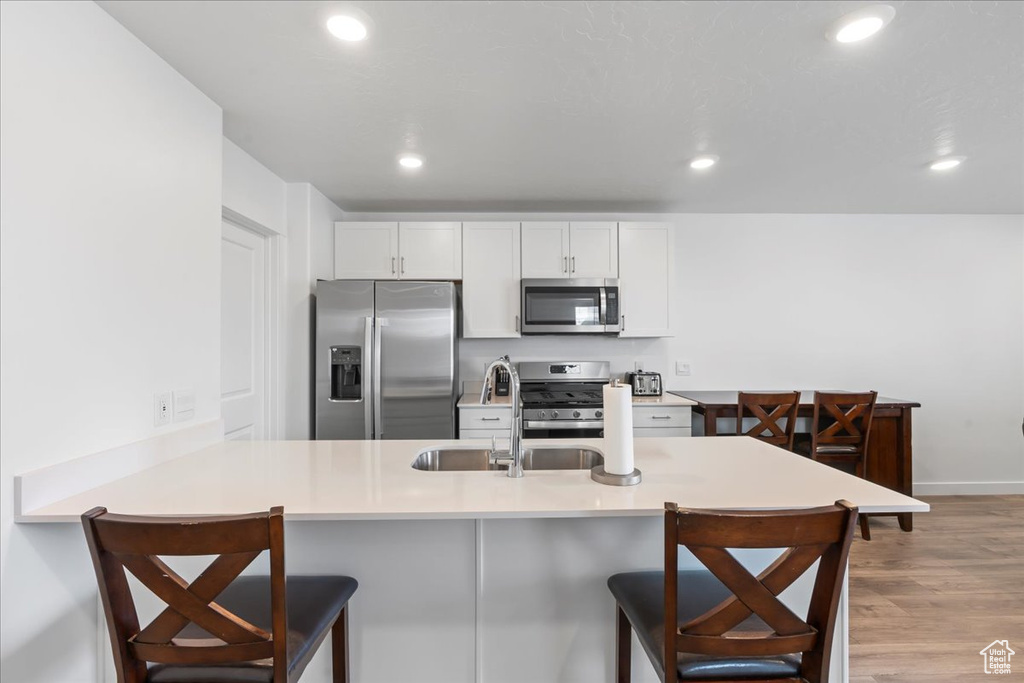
(460, 409, 512, 430)
(631, 406, 692, 428)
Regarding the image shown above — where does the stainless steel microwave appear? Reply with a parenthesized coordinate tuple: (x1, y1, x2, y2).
(520, 279, 620, 334)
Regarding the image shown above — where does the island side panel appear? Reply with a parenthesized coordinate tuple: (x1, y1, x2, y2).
(477, 516, 847, 683)
(281, 519, 478, 683)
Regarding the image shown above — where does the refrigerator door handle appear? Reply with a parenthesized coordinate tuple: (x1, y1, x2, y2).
(363, 316, 374, 439)
(374, 317, 387, 438)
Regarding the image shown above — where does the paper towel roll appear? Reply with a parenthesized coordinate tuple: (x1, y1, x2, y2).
(602, 382, 635, 475)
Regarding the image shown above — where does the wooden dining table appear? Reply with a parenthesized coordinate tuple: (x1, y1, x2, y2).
(670, 390, 921, 532)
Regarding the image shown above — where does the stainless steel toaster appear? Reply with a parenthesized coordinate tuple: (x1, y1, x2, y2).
(625, 371, 662, 396)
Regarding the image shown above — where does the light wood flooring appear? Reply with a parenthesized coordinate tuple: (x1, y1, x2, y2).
(848, 495, 1024, 683)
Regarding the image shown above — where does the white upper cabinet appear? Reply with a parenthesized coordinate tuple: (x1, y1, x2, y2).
(398, 222, 462, 279)
(569, 222, 618, 278)
(334, 222, 399, 279)
(334, 222, 461, 280)
(618, 222, 673, 337)
(520, 222, 569, 278)
(521, 221, 618, 279)
(462, 222, 521, 338)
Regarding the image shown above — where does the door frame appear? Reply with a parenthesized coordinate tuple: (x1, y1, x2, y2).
(221, 207, 283, 440)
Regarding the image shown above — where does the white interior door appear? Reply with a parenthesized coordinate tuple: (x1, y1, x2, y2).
(221, 220, 266, 440)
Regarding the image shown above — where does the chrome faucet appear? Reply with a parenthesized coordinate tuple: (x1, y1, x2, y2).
(482, 355, 524, 478)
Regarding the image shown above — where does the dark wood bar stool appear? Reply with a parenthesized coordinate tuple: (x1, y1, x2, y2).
(736, 391, 801, 450)
(608, 500, 858, 683)
(795, 391, 878, 540)
(82, 506, 357, 683)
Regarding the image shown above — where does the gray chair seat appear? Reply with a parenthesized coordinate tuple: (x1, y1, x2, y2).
(607, 570, 801, 681)
(149, 576, 358, 683)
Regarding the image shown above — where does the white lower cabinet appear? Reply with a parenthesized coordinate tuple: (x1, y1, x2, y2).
(632, 405, 691, 437)
(459, 407, 512, 439)
(459, 404, 691, 438)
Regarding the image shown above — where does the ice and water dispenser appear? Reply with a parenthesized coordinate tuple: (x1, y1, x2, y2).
(330, 346, 362, 400)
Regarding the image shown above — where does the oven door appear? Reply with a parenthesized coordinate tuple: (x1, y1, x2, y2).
(521, 279, 620, 334)
(523, 420, 604, 439)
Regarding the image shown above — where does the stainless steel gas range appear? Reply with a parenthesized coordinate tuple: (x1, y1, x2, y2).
(519, 361, 610, 439)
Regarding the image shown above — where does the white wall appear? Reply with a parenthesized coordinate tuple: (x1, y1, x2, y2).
(284, 184, 343, 439)
(223, 137, 288, 235)
(221, 139, 343, 440)
(0, 2, 222, 681)
(346, 211, 1024, 493)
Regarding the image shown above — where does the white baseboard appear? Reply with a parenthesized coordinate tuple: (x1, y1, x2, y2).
(14, 419, 223, 520)
(913, 481, 1024, 495)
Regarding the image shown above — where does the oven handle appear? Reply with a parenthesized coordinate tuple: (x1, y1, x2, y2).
(523, 420, 605, 430)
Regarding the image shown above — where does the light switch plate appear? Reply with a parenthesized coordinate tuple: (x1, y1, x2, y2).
(173, 389, 195, 422)
(675, 361, 692, 376)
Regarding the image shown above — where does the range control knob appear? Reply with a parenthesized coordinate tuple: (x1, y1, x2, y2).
(595, 410, 603, 418)
(551, 410, 559, 419)
(573, 410, 581, 418)
(538, 411, 546, 419)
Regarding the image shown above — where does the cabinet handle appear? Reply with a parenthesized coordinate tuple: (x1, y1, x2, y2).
(651, 415, 672, 420)
(401, 256, 405, 274)
(563, 256, 568, 273)
(391, 257, 396, 274)
(515, 315, 520, 333)
(621, 315, 625, 331)
(571, 256, 576, 273)
(481, 417, 501, 422)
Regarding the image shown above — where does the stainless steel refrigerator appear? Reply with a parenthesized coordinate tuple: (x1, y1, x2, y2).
(314, 280, 458, 440)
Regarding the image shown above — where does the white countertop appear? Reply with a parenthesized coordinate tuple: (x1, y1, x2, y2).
(458, 381, 696, 408)
(20, 437, 928, 523)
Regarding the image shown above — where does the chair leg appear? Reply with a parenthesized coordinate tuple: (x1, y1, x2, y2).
(331, 606, 349, 683)
(616, 604, 632, 683)
(859, 514, 871, 541)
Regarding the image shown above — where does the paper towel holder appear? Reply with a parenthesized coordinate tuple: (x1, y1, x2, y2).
(591, 465, 642, 486)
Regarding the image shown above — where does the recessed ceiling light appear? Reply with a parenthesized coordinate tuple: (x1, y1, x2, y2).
(929, 156, 965, 171)
(326, 15, 367, 42)
(690, 156, 718, 170)
(828, 5, 895, 43)
(399, 154, 423, 169)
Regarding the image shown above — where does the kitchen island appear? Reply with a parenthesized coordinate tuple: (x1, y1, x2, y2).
(18, 437, 927, 683)
(673, 390, 921, 531)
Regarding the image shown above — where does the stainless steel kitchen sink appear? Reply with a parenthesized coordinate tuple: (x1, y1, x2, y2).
(411, 446, 604, 472)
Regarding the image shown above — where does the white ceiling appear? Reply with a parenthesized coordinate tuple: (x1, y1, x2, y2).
(98, 1, 1024, 213)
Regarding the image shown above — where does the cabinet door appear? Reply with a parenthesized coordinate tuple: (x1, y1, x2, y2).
(463, 222, 521, 338)
(521, 222, 570, 278)
(334, 222, 399, 279)
(618, 222, 673, 337)
(569, 222, 618, 278)
(399, 222, 462, 279)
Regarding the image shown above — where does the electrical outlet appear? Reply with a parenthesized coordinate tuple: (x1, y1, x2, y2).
(154, 392, 171, 426)
(675, 361, 692, 376)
